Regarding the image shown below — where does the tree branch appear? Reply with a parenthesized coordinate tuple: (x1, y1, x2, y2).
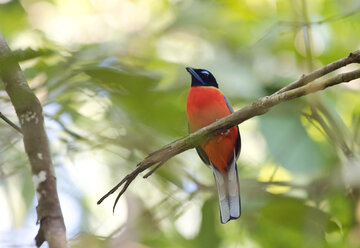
(0, 34, 67, 247)
(0, 112, 22, 133)
(274, 50, 360, 94)
(98, 51, 360, 211)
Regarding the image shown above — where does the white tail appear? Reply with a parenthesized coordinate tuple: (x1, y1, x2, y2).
(212, 160, 241, 224)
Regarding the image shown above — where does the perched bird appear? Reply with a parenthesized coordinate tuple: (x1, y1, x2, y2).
(186, 67, 241, 224)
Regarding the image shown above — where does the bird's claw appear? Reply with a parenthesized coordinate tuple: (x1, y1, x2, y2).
(221, 129, 230, 135)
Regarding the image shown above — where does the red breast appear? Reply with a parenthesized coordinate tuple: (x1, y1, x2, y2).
(186, 86, 239, 173)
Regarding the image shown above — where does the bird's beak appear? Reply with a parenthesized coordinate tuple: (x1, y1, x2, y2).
(186, 67, 205, 85)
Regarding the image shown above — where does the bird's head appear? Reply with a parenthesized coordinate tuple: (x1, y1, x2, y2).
(186, 67, 218, 88)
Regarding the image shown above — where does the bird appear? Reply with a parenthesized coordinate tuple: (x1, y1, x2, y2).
(185, 67, 241, 224)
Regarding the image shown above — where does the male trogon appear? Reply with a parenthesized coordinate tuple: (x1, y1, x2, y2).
(186, 67, 241, 224)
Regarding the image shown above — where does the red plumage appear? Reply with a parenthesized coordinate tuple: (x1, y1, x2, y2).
(185, 67, 241, 224)
(186, 86, 239, 174)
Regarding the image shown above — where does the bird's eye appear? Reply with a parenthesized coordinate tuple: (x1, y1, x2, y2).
(201, 71, 210, 77)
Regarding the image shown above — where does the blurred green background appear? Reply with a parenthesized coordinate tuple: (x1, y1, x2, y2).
(0, 0, 360, 247)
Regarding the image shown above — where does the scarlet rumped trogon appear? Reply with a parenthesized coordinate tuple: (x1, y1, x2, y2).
(186, 67, 241, 224)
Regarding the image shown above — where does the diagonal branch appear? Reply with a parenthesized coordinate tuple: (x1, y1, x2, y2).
(98, 51, 360, 211)
(0, 34, 66, 247)
(274, 50, 360, 94)
(0, 112, 22, 133)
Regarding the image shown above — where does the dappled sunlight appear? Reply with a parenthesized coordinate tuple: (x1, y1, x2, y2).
(23, 0, 152, 45)
(63, 150, 129, 237)
(175, 202, 202, 239)
(1, 0, 360, 247)
(238, 118, 267, 166)
(157, 31, 214, 64)
(300, 109, 327, 142)
(257, 163, 292, 194)
(246, 0, 276, 14)
(0, 189, 13, 231)
(76, 94, 111, 121)
(294, 25, 330, 57)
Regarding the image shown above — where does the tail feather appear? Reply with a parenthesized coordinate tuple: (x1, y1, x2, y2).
(213, 168, 230, 223)
(212, 160, 241, 224)
(228, 160, 241, 219)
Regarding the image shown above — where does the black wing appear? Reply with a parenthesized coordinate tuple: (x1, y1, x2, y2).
(188, 123, 211, 165)
(196, 146, 211, 166)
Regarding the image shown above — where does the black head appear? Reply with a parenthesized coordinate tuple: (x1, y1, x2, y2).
(186, 67, 218, 88)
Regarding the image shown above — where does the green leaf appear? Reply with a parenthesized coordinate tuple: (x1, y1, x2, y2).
(251, 195, 339, 248)
(84, 65, 188, 136)
(193, 198, 222, 248)
(0, 1, 28, 36)
(259, 103, 333, 178)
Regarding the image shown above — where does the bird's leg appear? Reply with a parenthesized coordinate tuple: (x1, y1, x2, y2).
(221, 129, 230, 135)
(216, 119, 230, 135)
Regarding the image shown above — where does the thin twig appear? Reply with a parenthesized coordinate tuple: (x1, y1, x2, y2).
(274, 50, 360, 95)
(143, 160, 168, 178)
(98, 50, 360, 211)
(253, 8, 360, 45)
(0, 112, 22, 133)
(112, 173, 138, 212)
(97, 166, 144, 205)
(301, 112, 327, 139)
(268, 165, 279, 183)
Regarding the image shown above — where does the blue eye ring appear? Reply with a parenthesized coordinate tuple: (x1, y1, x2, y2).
(201, 70, 210, 75)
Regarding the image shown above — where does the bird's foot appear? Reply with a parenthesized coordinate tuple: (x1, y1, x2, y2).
(221, 129, 230, 135)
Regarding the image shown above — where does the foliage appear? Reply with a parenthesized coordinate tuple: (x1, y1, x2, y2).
(0, 0, 360, 247)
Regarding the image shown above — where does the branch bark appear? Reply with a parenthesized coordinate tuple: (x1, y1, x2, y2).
(98, 50, 360, 210)
(0, 34, 66, 247)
